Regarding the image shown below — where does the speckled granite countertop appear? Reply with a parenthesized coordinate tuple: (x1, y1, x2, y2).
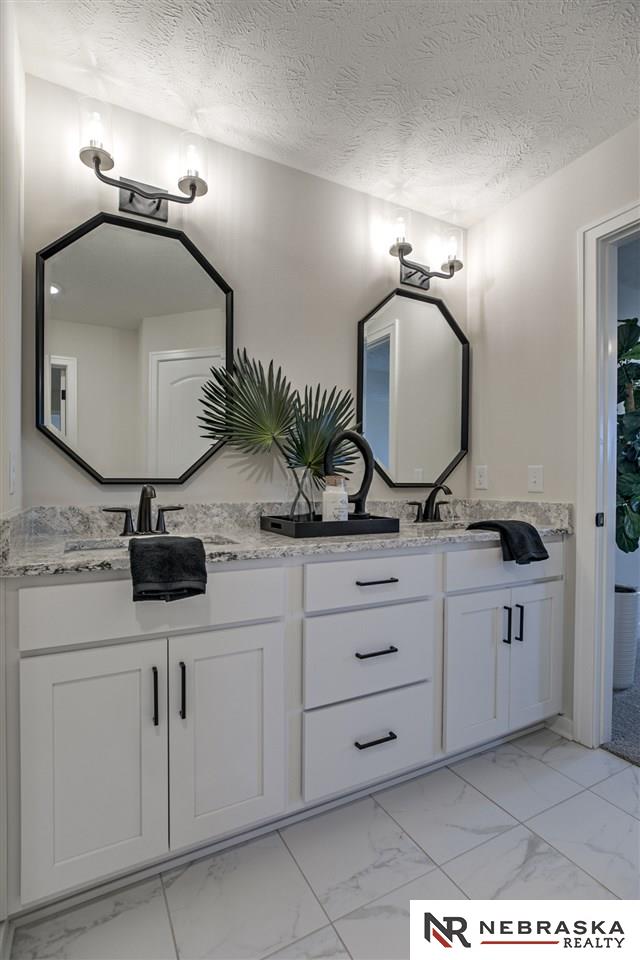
(1, 499, 572, 578)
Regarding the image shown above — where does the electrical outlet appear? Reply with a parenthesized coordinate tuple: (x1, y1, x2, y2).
(414, 467, 424, 483)
(475, 465, 488, 490)
(528, 464, 544, 493)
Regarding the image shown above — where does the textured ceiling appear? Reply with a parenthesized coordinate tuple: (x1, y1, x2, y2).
(15, 0, 640, 225)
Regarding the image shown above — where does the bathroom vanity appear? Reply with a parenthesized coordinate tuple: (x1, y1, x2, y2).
(1, 510, 568, 912)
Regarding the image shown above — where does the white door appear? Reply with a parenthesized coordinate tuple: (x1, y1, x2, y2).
(20, 640, 168, 903)
(444, 589, 512, 753)
(509, 581, 564, 729)
(149, 348, 223, 475)
(169, 622, 286, 849)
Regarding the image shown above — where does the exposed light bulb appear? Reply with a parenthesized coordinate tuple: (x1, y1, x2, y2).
(86, 110, 105, 149)
(447, 234, 458, 261)
(394, 216, 406, 243)
(78, 96, 114, 170)
(178, 130, 209, 196)
(49, 283, 61, 296)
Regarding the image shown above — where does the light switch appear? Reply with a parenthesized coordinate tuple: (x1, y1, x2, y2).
(528, 465, 544, 493)
(475, 465, 488, 490)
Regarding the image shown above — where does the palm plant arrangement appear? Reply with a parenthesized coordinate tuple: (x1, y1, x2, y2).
(617, 317, 640, 552)
(199, 350, 357, 518)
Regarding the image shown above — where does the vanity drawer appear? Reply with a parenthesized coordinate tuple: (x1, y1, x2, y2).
(445, 541, 563, 593)
(304, 601, 435, 708)
(304, 554, 437, 613)
(303, 682, 434, 802)
(18, 566, 285, 651)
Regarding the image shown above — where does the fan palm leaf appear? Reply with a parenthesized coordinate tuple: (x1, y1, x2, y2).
(198, 349, 295, 454)
(284, 384, 357, 484)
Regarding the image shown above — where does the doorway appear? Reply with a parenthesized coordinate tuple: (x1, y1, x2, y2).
(607, 231, 640, 763)
(575, 203, 640, 751)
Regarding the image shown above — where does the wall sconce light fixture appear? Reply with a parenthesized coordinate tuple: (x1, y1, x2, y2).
(78, 97, 208, 222)
(389, 217, 463, 290)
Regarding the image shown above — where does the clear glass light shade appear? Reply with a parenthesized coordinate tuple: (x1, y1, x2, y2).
(78, 97, 114, 170)
(388, 210, 412, 256)
(441, 226, 464, 271)
(178, 131, 208, 196)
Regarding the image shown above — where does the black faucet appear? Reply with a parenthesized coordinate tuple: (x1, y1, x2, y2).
(103, 487, 183, 536)
(136, 484, 157, 534)
(409, 484, 452, 523)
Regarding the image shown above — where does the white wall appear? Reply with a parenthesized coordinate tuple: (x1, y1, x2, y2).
(466, 120, 640, 721)
(0, 1, 24, 516)
(22, 76, 468, 506)
(466, 120, 640, 503)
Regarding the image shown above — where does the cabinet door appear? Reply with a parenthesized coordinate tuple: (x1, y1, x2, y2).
(509, 582, 564, 729)
(444, 589, 511, 753)
(169, 622, 285, 849)
(21, 640, 168, 903)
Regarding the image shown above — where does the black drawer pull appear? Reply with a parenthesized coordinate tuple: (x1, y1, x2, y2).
(355, 645, 399, 660)
(515, 604, 525, 641)
(152, 666, 159, 726)
(355, 577, 399, 587)
(503, 605, 512, 644)
(354, 730, 398, 750)
(179, 661, 187, 719)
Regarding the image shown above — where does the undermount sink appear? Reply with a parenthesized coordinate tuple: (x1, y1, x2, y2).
(64, 533, 238, 553)
(402, 520, 467, 532)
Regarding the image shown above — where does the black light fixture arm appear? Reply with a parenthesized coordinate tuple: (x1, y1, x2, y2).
(93, 157, 197, 205)
(396, 245, 455, 283)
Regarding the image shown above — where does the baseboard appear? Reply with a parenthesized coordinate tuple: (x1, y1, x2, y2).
(8, 721, 546, 928)
(0, 920, 14, 960)
(548, 714, 575, 740)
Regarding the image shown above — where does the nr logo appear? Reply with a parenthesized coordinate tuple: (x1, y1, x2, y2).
(424, 913, 472, 949)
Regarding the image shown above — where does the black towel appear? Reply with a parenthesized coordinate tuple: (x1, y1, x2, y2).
(467, 520, 549, 565)
(129, 536, 207, 602)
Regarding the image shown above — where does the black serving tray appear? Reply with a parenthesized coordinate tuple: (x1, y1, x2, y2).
(260, 513, 400, 539)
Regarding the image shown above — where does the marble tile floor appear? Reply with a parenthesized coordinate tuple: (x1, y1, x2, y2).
(10, 732, 639, 960)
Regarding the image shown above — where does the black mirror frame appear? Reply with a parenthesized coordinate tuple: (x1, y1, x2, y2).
(35, 212, 234, 485)
(356, 287, 470, 489)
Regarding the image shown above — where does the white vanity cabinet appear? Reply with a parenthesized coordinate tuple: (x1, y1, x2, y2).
(12, 538, 566, 909)
(20, 640, 169, 903)
(444, 575, 564, 753)
(168, 622, 285, 849)
(18, 568, 287, 904)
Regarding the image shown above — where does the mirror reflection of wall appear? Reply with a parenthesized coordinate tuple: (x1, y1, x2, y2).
(360, 292, 468, 486)
(42, 221, 229, 480)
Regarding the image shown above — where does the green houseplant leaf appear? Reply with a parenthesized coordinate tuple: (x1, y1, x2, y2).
(616, 318, 640, 551)
(199, 350, 357, 519)
(284, 385, 357, 483)
(198, 349, 295, 454)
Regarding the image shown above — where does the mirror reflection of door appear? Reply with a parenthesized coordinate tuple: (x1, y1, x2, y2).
(360, 292, 467, 485)
(363, 325, 396, 475)
(149, 347, 224, 475)
(45, 355, 77, 446)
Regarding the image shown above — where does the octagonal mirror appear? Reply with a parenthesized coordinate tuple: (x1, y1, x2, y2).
(36, 213, 233, 483)
(357, 288, 469, 487)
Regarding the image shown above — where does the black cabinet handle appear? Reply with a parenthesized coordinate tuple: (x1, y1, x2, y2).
(179, 661, 187, 719)
(355, 731, 398, 750)
(503, 606, 512, 644)
(515, 604, 525, 642)
(355, 645, 399, 660)
(355, 577, 399, 587)
(152, 666, 159, 726)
